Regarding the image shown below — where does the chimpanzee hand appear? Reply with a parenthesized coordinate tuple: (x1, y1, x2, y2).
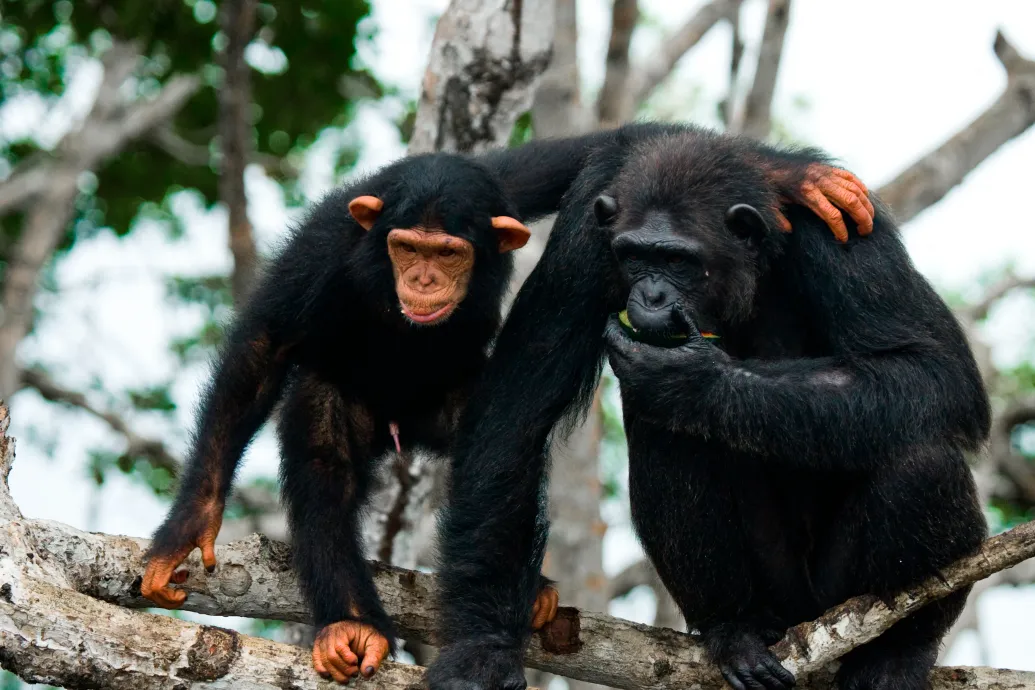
(141, 498, 223, 608)
(603, 310, 729, 409)
(312, 621, 391, 684)
(426, 639, 527, 690)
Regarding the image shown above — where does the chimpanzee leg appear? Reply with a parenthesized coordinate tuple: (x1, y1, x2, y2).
(818, 444, 985, 690)
(278, 372, 397, 684)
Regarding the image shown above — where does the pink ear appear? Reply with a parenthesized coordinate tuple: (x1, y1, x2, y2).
(491, 216, 531, 254)
(348, 195, 384, 231)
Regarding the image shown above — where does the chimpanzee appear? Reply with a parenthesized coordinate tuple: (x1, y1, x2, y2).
(138, 126, 873, 684)
(428, 127, 988, 690)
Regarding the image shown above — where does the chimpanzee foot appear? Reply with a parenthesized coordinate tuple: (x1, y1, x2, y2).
(705, 623, 795, 690)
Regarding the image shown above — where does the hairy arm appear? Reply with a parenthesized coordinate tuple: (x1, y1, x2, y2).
(606, 212, 989, 471)
(143, 201, 350, 607)
(474, 123, 678, 221)
(429, 155, 626, 690)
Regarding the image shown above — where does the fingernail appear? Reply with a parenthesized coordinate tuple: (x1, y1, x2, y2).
(364, 666, 375, 677)
(206, 565, 215, 573)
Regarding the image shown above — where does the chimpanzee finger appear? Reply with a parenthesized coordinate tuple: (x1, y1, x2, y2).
(829, 166, 869, 195)
(170, 569, 189, 585)
(733, 664, 767, 690)
(200, 538, 218, 573)
(358, 633, 390, 678)
(764, 658, 796, 687)
(801, 182, 848, 243)
(817, 178, 873, 236)
(751, 663, 793, 690)
(603, 318, 634, 354)
(722, 667, 748, 690)
(771, 208, 793, 233)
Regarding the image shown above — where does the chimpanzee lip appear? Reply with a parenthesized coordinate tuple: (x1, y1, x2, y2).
(402, 302, 455, 324)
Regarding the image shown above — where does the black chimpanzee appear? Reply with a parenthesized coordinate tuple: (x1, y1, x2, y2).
(429, 127, 988, 690)
(138, 126, 873, 685)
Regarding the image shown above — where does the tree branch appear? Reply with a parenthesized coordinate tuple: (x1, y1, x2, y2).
(218, 0, 260, 305)
(877, 30, 1035, 224)
(732, 0, 792, 139)
(964, 270, 1035, 322)
(409, 0, 554, 154)
(30, 496, 1035, 689)
(596, 0, 639, 128)
(531, 0, 588, 137)
(626, 0, 739, 111)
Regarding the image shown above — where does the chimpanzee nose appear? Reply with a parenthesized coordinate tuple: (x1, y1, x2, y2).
(644, 284, 669, 308)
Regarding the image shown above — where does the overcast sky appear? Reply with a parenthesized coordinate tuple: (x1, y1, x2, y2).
(7, 0, 1035, 671)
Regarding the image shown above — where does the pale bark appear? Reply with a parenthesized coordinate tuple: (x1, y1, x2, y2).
(877, 31, 1035, 224)
(218, 0, 260, 304)
(732, 0, 792, 139)
(409, 0, 554, 155)
(12, 454, 1032, 690)
(596, 0, 639, 128)
(0, 42, 200, 398)
(626, 0, 739, 115)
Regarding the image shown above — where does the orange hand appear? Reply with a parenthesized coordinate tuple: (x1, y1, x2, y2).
(773, 164, 875, 242)
(531, 584, 559, 630)
(312, 621, 391, 684)
(140, 512, 221, 609)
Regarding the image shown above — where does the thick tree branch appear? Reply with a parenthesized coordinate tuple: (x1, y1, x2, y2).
(218, 0, 259, 305)
(0, 42, 200, 398)
(877, 30, 1035, 224)
(732, 0, 792, 139)
(29, 498, 1035, 689)
(626, 0, 739, 111)
(964, 270, 1035, 322)
(409, 0, 554, 154)
(719, 1, 745, 127)
(596, 0, 639, 128)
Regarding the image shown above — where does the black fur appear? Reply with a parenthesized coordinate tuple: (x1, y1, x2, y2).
(429, 127, 988, 690)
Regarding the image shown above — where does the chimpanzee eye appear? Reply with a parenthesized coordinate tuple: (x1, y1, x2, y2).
(439, 248, 456, 258)
(401, 243, 417, 253)
(667, 255, 683, 264)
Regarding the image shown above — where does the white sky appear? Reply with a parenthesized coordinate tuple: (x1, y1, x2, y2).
(6, 0, 1035, 672)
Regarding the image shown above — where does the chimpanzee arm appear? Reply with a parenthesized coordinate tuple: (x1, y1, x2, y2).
(428, 155, 626, 690)
(478, 123, 873, 240)
(142, 217, 346, 608)
(605, 212, 990, 471)
(474, 122, 679, 221)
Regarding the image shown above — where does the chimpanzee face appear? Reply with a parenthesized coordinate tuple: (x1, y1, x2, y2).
(595, 193, 769, 343)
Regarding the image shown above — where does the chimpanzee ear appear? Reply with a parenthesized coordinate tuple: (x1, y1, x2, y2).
(492, 216, 531, 254)
(725, 204, 770, 243)
(348, 195, 384, 231)
(594, 195, 619, 226)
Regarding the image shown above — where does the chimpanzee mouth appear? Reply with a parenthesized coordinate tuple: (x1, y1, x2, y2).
(616, 309, 719, 347)
(402, 302, 455, 325)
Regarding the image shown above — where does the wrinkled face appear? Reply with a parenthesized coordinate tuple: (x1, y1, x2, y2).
(348, 195, 531, 326)
(596, 194, 768, 344)
(386, 227, 475, 323)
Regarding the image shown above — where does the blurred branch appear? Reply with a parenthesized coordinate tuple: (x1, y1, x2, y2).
(20, 367, 277, 521)
(963, 270, 1035, 321)
(596, 0, 639, 128)
(21, 367, 180, 474)
(151, 126, 299, 178)
(608, 558, 654, 600)
(877, 30, 1035, 224)
(626, 0, 740, 113)
(0, 42, 200, 398)
(720, 1, 744, 127)
(409, 0, 554, 154)
(731, 0, 792, 138)
(218, 0, 260, 305)
(533, 0, 588, 136)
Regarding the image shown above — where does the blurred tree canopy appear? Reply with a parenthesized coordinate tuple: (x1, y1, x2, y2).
(0, 0, 377, 260)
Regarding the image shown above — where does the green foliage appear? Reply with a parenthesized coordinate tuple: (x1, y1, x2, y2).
(1, 0, 377, 250)
(508, 110, 534, 148)
(87, 448, 177, 495)
(127, 384, 177, 412)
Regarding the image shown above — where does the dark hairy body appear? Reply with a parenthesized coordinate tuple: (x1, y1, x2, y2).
(429, 128, 988, 690)
(137, 122, 872, 684)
